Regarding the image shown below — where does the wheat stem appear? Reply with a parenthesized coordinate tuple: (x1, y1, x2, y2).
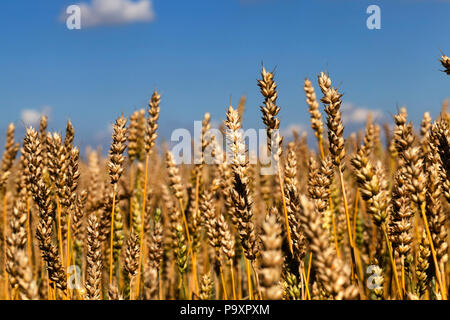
(251, 260, 262, 300)
(135, 154, 149, 298)
(381, 223, 402, 299)
(25, 197, 32, 264)
(55, 198, 64, 267)
(178, 198, 198, 295)
(245, 257, 253, 300)
(318, 137, 325, 160)
(331, 213, 340, 259)
(219, 265, 228, 299)
(230, 260, 237, 300)
(306, 253, 312, 285)
(108, 191, 116, 285)
(301, 265, 311, 300)
(419, 202, 446, 299)
(352, 188, 360, 244)
(277, 168, 293, 255)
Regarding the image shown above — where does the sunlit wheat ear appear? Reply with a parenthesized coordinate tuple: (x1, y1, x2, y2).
(304, 78, 324, 145)
(298, 195, 359, 300)
(109, 115, 128, 191)
(35, 180, 67, 292)
(107, 114, 127, 286)
(6, 200, 28, 288)
(217, 213, 235, 263)
(63, 147, 80, 209)
(363, 115, 375, 155)
(46, 132, 63, 190)
(86, 150, 102, 211)
(197, 111, 211, 166)
(258, 66, 283, 157)
(259, 208, 283, 300)
(128, 110, 142, 163)
(420, 112, 432, 154)
(23, 127, 66, 292)
(307, 155, 334, 215)
(39, 114, 48, 137)
(175, 224, 188, 276)
(111, 205, 124, 264)
(8, 250, 38, 300)
(108, 282, 124, 300)
(401, 148, 426, 208)
(85, 213, 102, 300)
(62, 121, 75, 201)
(390, 110, 424, 257)
(147, 210, 164, 270)
(352, 117, 389, 226)
(415, 231, 431, 297)
(427, 124, 448, 266)
(61, 121, 76, 204)
(237, 95, 247, 123)
(392, 108, 413, 156)
(284, 142, 297, 188)
(144, 210, 163, 300)
(225, 105, 259, 261)
(199, 272, 213, 300)
(282, 271, 302, 300)
(441, 54, 450, 75)
(200, 189, 221, 259)
(284, 143, 306, 264)
(23, 127, 42, 198)
(430, 120, 450, 203)
(143, 266, 158, 300)
(368, 265, 384, 300)
(391, 110, 419, 205)
(420, 112, 432, 137)
(71, 190, 87, 243)
(64, 119, 74, 149)
(124, 231, 140, 279)
(257, 66, 294, 261)
(161, 184, 180, 251)
(284, 183, 306, 264)
(165, 151, 184, 202)
(389, 170, 413, 257)
(318, 72, 345, 167)
(145, 90, 161, 154)
(0, 123, 20, 190)
(355, 159, 389, 226)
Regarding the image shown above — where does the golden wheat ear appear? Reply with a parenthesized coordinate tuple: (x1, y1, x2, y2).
(440, 54, 450, 75)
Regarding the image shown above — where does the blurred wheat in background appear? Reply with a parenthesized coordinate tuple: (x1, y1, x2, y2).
(0, 55, 449, 300)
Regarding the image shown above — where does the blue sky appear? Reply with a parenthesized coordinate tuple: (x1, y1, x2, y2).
(0, 0, 449, 153)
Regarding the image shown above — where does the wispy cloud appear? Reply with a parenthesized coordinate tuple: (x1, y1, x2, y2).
(240, 0, 273, 5)
(21, 106, 52, 127)
(93, 123, 114, 141)
(341, 102, 383, 125)
(61, 0, 155, 28)
(281, 123, 307, 140)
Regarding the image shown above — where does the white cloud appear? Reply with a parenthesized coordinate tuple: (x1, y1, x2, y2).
(21, 106, 52, 127)
(240, 0, 273, 4)
(341, 103, 383, 125)
(63, 0, 155, 28)
(281, 123, 307, 140)
(94, 123, 114, 141)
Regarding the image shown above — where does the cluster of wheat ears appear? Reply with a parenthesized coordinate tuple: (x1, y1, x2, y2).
(0, 56, 449, 301)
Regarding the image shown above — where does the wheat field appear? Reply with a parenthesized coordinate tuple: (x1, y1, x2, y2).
(0, 55, 449, 301)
